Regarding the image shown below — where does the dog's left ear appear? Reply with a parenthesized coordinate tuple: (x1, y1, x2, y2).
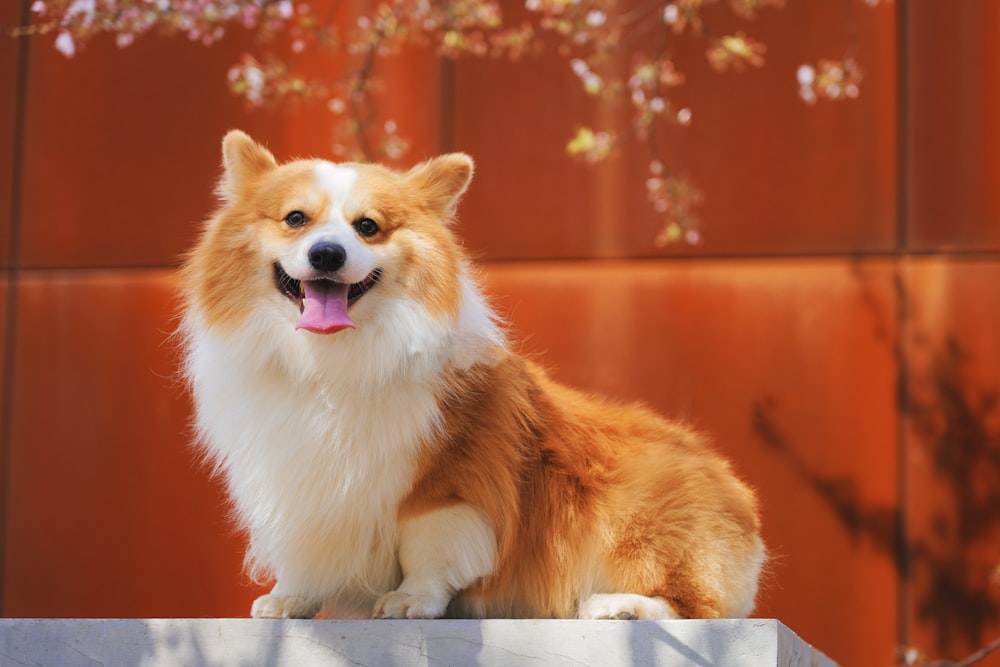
(406, 153, 474, 220)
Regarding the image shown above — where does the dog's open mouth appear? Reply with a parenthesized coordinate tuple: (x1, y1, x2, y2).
(274, 264, 381, 307)
(274, 263, 381, 334)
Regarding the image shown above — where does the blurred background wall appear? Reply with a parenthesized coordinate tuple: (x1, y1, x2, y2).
(1, 1, 998, 666)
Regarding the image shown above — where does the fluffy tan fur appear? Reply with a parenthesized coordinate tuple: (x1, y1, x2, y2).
(405, 357, 764, 618)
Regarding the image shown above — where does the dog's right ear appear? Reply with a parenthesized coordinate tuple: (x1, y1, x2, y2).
(218, 130, 277, 201)
(405, 153, 475, 221)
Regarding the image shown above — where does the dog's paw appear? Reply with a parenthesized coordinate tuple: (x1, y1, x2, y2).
(372, 591, 448, 619)
(251, 593, 319, 619)
(578, 594, 680, 620)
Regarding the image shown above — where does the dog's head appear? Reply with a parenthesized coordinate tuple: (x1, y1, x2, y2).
(184, 131, 475, 336)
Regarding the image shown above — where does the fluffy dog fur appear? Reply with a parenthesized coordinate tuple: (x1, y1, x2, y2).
(180, 131, 765, 620)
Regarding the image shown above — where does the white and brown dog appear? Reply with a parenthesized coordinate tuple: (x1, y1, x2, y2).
(180, 131, 766, 621)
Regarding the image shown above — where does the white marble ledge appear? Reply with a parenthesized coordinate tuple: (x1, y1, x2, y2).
(0, 618, 838, 666)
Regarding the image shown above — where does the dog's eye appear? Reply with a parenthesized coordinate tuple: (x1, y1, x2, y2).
(354, 217, 380, 238)
(284, 210, 309, 228)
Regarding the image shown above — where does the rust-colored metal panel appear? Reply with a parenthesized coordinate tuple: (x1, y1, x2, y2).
(482, 258, 901, 667)
(15, 21, 442, 270)
(902, 259, 1000, 664)
(0, 279, 7, 504)
(0, 1, 24, 268)
(2, 271, 260, 617)
(453, 1, 897, 260)
(17, 34, 268, 269)
(907, 4, 1000, 252)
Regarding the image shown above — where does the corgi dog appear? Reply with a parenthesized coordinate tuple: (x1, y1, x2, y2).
(180, 130, 765, 621)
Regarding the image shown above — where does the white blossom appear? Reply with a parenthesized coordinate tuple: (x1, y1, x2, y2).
(54, 31, 75, 57)
(65, 0, 96, 28)
(796, 64, 815, 86)
(585, 10, 606, 27)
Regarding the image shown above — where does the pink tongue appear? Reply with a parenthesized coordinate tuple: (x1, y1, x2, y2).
(296, 281, 355, 334)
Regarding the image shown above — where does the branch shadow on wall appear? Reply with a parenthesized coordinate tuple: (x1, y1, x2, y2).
(751, 334, 1000, 657)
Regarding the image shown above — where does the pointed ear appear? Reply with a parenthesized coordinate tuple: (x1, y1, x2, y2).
(218, 130, 277, 200)
(406, 153, 474, 219)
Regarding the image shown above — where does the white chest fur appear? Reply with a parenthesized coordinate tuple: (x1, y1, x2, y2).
(185, 314, 444, 604)
(182, 283, 502, 608)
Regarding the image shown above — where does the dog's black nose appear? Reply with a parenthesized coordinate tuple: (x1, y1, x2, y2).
(308, 242, 347, 272)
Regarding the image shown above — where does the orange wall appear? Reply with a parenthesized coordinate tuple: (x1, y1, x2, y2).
(1, 2, 999, 666)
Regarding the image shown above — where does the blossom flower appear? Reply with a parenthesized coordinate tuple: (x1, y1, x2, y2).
(566, 127, 615, 163)
(706, 32, 767, 71)
(54, 30, 75, 56)
(797, 57, 863, 104)
(728, 0, 785, 21)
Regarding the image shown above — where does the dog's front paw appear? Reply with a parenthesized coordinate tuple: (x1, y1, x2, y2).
(579, 594, 680, 620)
(251, 593, 320, 619)
(373, 591, 448, 619)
